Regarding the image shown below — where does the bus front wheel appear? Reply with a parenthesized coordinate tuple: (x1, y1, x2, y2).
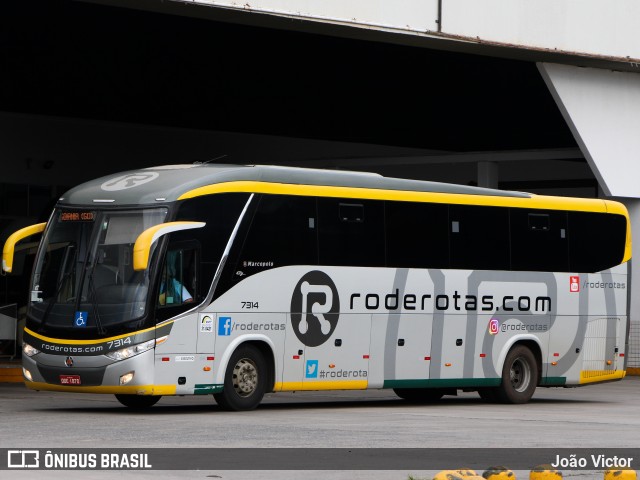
(214, 344, 267, 411)
(496, 345, 538, 404)
(115, 394, 161, 408)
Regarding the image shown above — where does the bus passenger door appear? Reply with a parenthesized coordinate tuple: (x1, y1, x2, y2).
(431, 314, 467, 380)
(579, 316, 621, 380)
(280, 313, 306, 390)
(302, 314, 371, 390)
(196, 312, 216, 353)
(371, 313, 432, 386)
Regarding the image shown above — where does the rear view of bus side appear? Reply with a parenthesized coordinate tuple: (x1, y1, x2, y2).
(5, 164, 630, 410)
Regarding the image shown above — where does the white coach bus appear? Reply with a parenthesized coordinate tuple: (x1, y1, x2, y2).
(3, 164, 631, 410)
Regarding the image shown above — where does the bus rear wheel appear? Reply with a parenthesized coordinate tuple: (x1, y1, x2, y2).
(393, 388, 444, 403)
(214, 344, 267, 411)
(496, 345, 538, 404)
(115, 394, 161, 408)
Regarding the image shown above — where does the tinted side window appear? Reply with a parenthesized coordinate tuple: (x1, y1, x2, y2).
(234, 195, 318, 279)
(318, 198, 385, 267)
(174, 193, 250, 296)
(158, 245, 197, 309)
(386, 201, 449, 269)
(569, 212, 627, 272)
(510, 209, 568, 272)
(450, 205, 510, 270)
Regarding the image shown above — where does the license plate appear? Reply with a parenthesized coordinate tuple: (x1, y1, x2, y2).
(59, 375, 81, 385)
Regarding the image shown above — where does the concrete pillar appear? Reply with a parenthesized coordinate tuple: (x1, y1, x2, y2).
(478, 161, 499, 189)
(617, 198, 640, 368)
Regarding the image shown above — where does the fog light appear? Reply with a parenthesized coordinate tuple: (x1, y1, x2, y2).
(119, 372, 134, 385)
(23, 368, 33, 382)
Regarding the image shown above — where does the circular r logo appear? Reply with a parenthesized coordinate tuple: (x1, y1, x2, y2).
(101, 172, 159, 191)
(290, 271, 340, 347)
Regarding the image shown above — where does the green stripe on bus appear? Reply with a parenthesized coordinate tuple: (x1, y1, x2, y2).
(539, 377, 566, 386)
(384, 377, 566, 389)
(194, 384, 224, 395)
(383, 378, 501, 389)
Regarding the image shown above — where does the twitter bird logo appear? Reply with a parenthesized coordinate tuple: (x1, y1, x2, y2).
(305, 360, 319, 378)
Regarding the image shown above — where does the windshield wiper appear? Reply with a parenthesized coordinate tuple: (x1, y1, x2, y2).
(40, 245, 77, 329)
(85, 266, 106, 336)
(41, 270, 73, 330)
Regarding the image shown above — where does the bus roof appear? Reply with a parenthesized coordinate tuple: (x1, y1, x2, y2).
(60, 163, 530, 206)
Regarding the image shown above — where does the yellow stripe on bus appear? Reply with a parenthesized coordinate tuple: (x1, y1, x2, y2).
(24, 381, 177, 395)
(275, 380, 368, 391)
(178, 181, 611, 211)
(24, 322, 174, 346)
(579, 370, 626, 384)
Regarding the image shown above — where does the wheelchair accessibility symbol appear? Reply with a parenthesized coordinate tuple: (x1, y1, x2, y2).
(74, 311, 88, 328)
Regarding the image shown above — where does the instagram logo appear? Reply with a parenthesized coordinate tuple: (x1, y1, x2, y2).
(488, 318, 500, 335)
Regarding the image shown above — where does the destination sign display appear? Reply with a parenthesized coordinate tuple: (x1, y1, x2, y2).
(59, 211, 95, 222)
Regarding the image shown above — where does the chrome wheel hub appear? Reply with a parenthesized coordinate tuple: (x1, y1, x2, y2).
(232, 358, 258, 397)
(510, 357, 531, 393)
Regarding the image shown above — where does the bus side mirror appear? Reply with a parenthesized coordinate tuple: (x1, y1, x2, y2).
(133, 221, 205, 271)
(2, 223, 46, 273)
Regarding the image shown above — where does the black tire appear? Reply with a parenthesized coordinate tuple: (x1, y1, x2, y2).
(214, 344, 267, 411)
(496, 345, 538, 404)
(114, 394, 161, 408)
(393, 388, 444, 403)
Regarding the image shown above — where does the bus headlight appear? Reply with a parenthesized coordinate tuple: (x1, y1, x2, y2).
(23, 343, 40, 357)
(106, 339, 155, 361)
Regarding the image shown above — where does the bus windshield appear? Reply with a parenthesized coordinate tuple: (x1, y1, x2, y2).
(28, 208, 168, 336)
